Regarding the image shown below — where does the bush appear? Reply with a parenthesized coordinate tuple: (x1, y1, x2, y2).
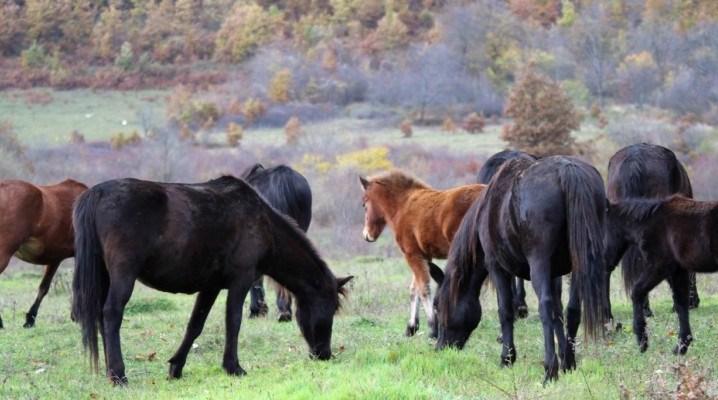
(69, 130, 85, 144)
(214, 3, 280, 63)
(242, 98, 267, 125)
(20, 41, 49, 69)
(114, 42, 134, 71)
(441, 116, 457, 133)
(226, 122, 243, 147)
(166, 86, 222, 129)
(110, 131, 142, 150)
(400, 119, 413, 138)
(268, 68, 293, 103)
(502, 69, 581, 156)
(285, 116, 302, 145)
(336, 146, 394, 173)
(462, 112, 485, 134)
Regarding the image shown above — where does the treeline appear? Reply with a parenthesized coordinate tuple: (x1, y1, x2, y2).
(1, 0, 718, 119)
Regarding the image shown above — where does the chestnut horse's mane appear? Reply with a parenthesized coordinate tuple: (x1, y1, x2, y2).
(367, 170, 431, 194)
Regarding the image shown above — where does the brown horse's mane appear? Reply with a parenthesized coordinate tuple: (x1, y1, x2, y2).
(367, 170, 431, 194)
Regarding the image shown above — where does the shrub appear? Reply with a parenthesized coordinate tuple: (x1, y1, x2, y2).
(242, 98, 267, 125)
(114, 41, 134, 71)
(462, 112, 485, 134)
(285, 116, 302, 144)
(166, 86, 221, 129)
(502, 69, 581, 156)
(0, 121, 32, 177)
(214, 3, 280, 63)
(400, 119, 413, 138)
(336, 146, 394, 173)
(69, 130, 85, 144)
(20, 41, 49, 69)
(441, 116, 457, 133)
(226, 122, 243, 147)
(110, 131, 142, 150)
(268, 68, 293, 103)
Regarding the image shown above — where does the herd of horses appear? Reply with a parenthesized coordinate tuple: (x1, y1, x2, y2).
(0, 143, 716, 385)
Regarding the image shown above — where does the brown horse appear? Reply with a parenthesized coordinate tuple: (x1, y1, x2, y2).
(359, 170, 485, 337)
(0, 179, 87, 328)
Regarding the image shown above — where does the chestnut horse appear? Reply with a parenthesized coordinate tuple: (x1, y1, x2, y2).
(605, 195, 718, 356)
(0, 179, 87, 328)
(359, 170, 485, 337)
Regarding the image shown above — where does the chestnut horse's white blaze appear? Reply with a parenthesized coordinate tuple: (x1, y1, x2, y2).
(359, 170, 485, 337)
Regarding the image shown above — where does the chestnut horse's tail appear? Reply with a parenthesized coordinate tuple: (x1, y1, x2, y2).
(72, 188, 108, 372)
(559, 163, 607, 341)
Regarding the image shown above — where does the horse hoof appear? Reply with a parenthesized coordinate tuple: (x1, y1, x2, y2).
(405, 324, 418, 337)
(689, 300, 700, 310)
(168, 363, 183, 379)
(542, 369, 559, 386)
(23, 321, 35, 328)
(639, 340, 648, 353)
(516, 306, 528, 319)
(224, 363, 247, 376)
(615, 322, 623, 332)
(278, 313, 292, 323)
(110, 375, 128, 386)
(644, 308, 654, 318)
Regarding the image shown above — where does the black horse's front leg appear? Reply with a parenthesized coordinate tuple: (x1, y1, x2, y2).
(102, 277, 136, 385)
(668, 269, 693, 355)
(223, 280, 253, 376)
(513, 278, 529, 319)
(630, 271, 665, 353)
(168, 288, 221, 379)
(493, 268, 517, 366)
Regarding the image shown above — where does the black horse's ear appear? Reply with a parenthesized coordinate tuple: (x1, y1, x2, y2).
(359, 176, 369, 191)
(337, 276, 354, 290)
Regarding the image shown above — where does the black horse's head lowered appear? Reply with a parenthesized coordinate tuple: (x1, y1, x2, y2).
(71, 175, 351, 384)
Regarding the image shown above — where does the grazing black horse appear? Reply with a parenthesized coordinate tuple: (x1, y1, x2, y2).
(605, 195, 716, 356)
(242, 164, 312, 322)
(72, 176, 352, 384)
(606, 143, 699, 324)
(477, 150, 537, 319)
(437, 156, 607, 383)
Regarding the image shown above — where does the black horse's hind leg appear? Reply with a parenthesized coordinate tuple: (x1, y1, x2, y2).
(276, 287, 292, 322)
(668, 269, 693, 355)
(24, 262, 60, 328)
(688, 272, 700, 309)
(103, 275, 137, 385)
(550, 278, 570, 372)
(492, 267, 517, 366)
(513, 278, 529, 319)
(248, 277, 268, 318)
(565, 276, 581, 372)
(222, 279, 254, 376)
(630, 270, 666, 353)
(168, 288, 221, 379)
(530, 260, 559, 384)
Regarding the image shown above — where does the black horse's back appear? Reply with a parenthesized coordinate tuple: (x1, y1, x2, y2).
(477, 150, 537, 184)
(242, 164, 312, 231)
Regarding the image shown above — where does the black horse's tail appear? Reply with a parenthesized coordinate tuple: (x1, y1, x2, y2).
(559, 163, 607, 341)
(72, 189, 108, 372)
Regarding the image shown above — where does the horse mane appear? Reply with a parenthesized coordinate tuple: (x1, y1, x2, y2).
(477, 150, 537, 184)
(241, 163, 266, 179)
(367, 169, 431, 193)
(613, 197, 666, 222)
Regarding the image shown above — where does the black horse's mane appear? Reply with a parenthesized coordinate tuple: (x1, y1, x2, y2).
(477, 150, 537, 184)
(613, 198, 666, 222)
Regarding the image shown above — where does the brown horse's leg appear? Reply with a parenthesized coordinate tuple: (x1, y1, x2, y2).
(0, 251, 14, 329)
(103, 276, 136, 385)
(169, 288, 221, 379)
(404, 254, 430, 337)
(276, 285, 293, 323)
(630, 269, 668, 353)
(668, 268, 693, 355)
(24, 262, 61, 328)
(223, 278, 253, 376)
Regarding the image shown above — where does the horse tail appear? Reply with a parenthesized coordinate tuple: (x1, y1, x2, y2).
(620, 245, 642, 295)
(559, 163, 607, 341)
(72, 188, 108, 372)
(428, 262, 444, 285)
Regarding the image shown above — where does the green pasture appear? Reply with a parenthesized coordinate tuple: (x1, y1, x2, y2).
(1, 257, 717, 399)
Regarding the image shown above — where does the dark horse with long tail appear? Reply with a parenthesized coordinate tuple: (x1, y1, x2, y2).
(476, 150, 537, 319)
(0, 179, 87, 328)
(242, 164, 312, 322)
(72, 176, 352, 384)
(436, 156, 607, 383)
(605, 195, 716, 356)
(606, 143, 699, 324)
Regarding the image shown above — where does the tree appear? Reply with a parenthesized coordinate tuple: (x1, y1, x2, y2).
(268, 68, 293, 103)
(616, 51, 660, 106)
(214, 3, 280, 63)
(92, 6, 125, 62)
(0, 2, 27, 56)
(502, 69, 581, 156)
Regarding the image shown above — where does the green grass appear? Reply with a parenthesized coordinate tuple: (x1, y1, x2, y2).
(0, 89, 165, 146)
(1, 258, 717, 399)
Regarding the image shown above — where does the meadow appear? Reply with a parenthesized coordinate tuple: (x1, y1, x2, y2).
(1, 89, 718, 399)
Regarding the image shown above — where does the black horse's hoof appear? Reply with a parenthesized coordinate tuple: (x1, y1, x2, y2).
(500, 348, 516, 367)
(223, 362, 247, 376)
(405, 324, 418, 337)
(109, 375, 128, 386)
(542, 366, 559, 386)
(23, 315, 36, 328)
(562, 353, 576, 372)
(515, 305, 528, 319)
(638, 338, 648, 353)
(689, 299, 700, 310)
(249, 304, 268, 319)
(673, 335, 692, 355)
(278, 313, 292, 323)
(644, 308, 654, 318)
(168, 363, 183, 379)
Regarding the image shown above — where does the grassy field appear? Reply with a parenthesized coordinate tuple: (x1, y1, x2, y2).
(1, 257, 717, 399)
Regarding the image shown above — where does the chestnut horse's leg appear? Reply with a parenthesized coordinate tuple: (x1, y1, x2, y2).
(406, 279, 420, 337)
(168, 288, 221, 379)
(529, 258, 559, 384)
(24, 261, 61, 328)
(513, 278, 529, 319)
(222, 278, 253, 376)
(492, 266, 517, 366)
(103, 275, 136, 385)
(630, 268, 668, 353)
(248, 277, 268, 319)
(276, 286, 293, 323)
(405, 254, 431, 337)
(668, 268, 693, 355)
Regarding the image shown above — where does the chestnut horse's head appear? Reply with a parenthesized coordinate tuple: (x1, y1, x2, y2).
(359, 176, 386, 242)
